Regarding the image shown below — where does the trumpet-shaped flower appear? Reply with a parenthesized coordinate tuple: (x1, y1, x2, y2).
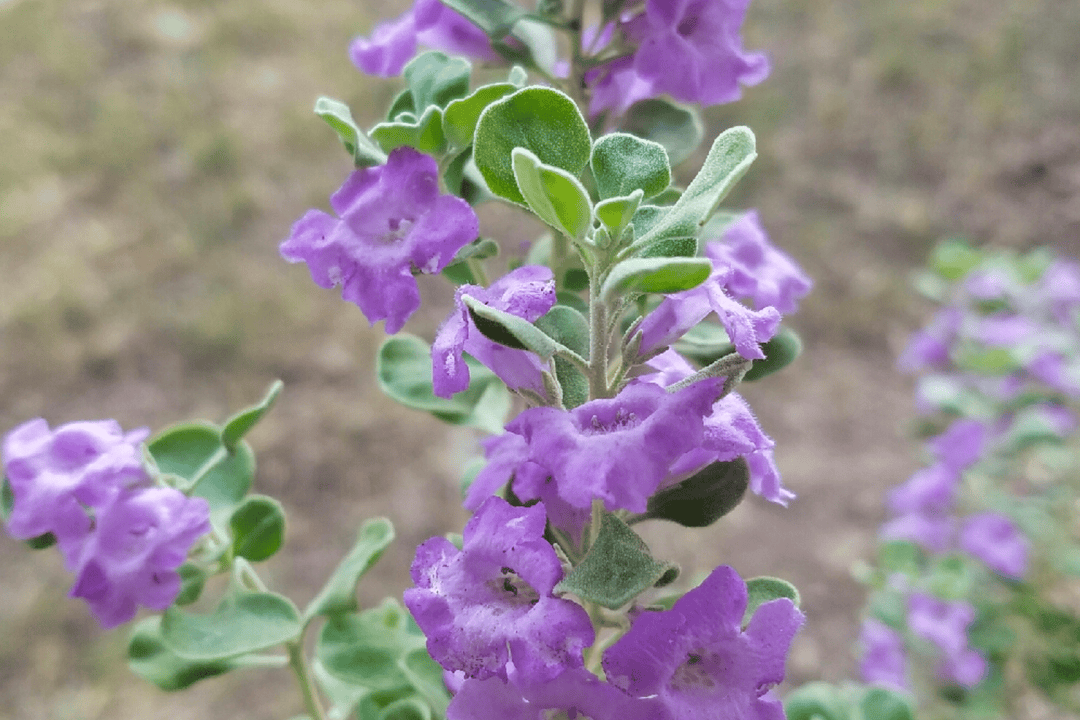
(350, 0, 498, 77)
(621, 0, 769, 108)
(706, 211, 812, 315)
(432, 265, 555, 398)
(405, 497, 593, 681)
(3, 418, 149, 554)
(68, 487, 210, 628)
(637, 264, 781, 360)
(280, 147, 479, 334)
(507, 379, 722, 513)
(603, 565, 803, 720)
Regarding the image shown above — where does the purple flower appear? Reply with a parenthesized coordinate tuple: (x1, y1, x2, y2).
(959, 512, 1028, 579)
(705, 211, 812, 315)
(506, 379, 722, 513)
(879, 512, 954, 553)
(1027, 351, 1080, 397)
(1036, 258, 1080, 324)
(907, 592, 986, 688)
(602, 565, 804, 720)
(432, 265, 556, 399)
(448, 667, 665, 720)
(637, 264, 781, 360)
(3, 419, 149, 554)
(404, 497, 594, 681)
(859, 619, 908, 690)
(68, 487, 210, 629)
(586, 56, 657, 117)
(350, 0, 498, 77)
(927, 419, 987, 472)
(641, 350, 794, 505)
(887, 464, 959, 517)
(971, 313, 1038, 347)
(907, 593, 973, 655)
(897, 309, 963, 373)
(280, 147, 479, 334)
(621, 0, 769, 107)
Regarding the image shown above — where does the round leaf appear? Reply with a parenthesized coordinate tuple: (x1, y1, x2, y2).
(621, 98, 704, 166)
(128, 616, 242, 691)
(591, 132, 671, 199)
(642, 458, 749, 528)
(473, 87, 591, 204)
(229, 494, 286, 562)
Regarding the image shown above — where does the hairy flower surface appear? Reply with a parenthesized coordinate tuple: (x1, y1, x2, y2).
(448, 667, 664, 720)
(3, 419, 149, 553)
(280, 147, 478, 333)
(859, 619, 908, 690)
(405, 497, 593, 681)
(642, 350, 793, 505)
(350, 0, 497, 77)
(603, 565, 803, 720)
(706, 211, 811, 315)
(432, 265, 555, 398)
(959, 512, 1028, 579)
(621, 0, 769, 107)
(507, 379, 721, 513)
(69, 487, 210, 628)
(637, 264, 780, 360)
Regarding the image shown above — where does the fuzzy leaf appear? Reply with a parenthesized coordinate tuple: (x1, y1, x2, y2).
(642, 458, 749, 528)
(511, 147, 592, 240)
(591, 133, 671, 199)
(631, 126, 756, 254)
(555, 513, 677, 609)
(314, 97, 386, 167)
(222, 380, 282, 451)
(601, 257, 711, 301)
(161, 590, 302, 661)
(473, 87, 591, 204)
(444, 83, 517, 149)
(622, 98, 704, 166)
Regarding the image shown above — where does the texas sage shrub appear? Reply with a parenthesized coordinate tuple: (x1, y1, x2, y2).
(855, 241, 1080, 718)
(1, 1, 917, 718)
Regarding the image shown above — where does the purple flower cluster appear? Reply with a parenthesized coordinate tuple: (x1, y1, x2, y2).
(350, 0, 498, 77)
(349, 0, 770, 115)
(281, 147, 479, 334)
(406, 500, 804, 720)
(588, 0, 771, 115)
(3, 419, 210, 628)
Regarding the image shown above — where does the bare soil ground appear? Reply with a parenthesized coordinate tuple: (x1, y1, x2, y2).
(1, 0, 1078, 717)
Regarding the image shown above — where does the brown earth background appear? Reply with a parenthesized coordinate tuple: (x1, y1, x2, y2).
(1, 0, 1078, 717)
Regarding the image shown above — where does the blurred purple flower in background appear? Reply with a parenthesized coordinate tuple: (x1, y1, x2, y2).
(907, 592, 986, 688)
(959, 512, 1029, 580)
(859, 619, 908, 690)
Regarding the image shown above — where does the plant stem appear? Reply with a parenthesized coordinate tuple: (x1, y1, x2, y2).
(286, 635, 327, 720)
